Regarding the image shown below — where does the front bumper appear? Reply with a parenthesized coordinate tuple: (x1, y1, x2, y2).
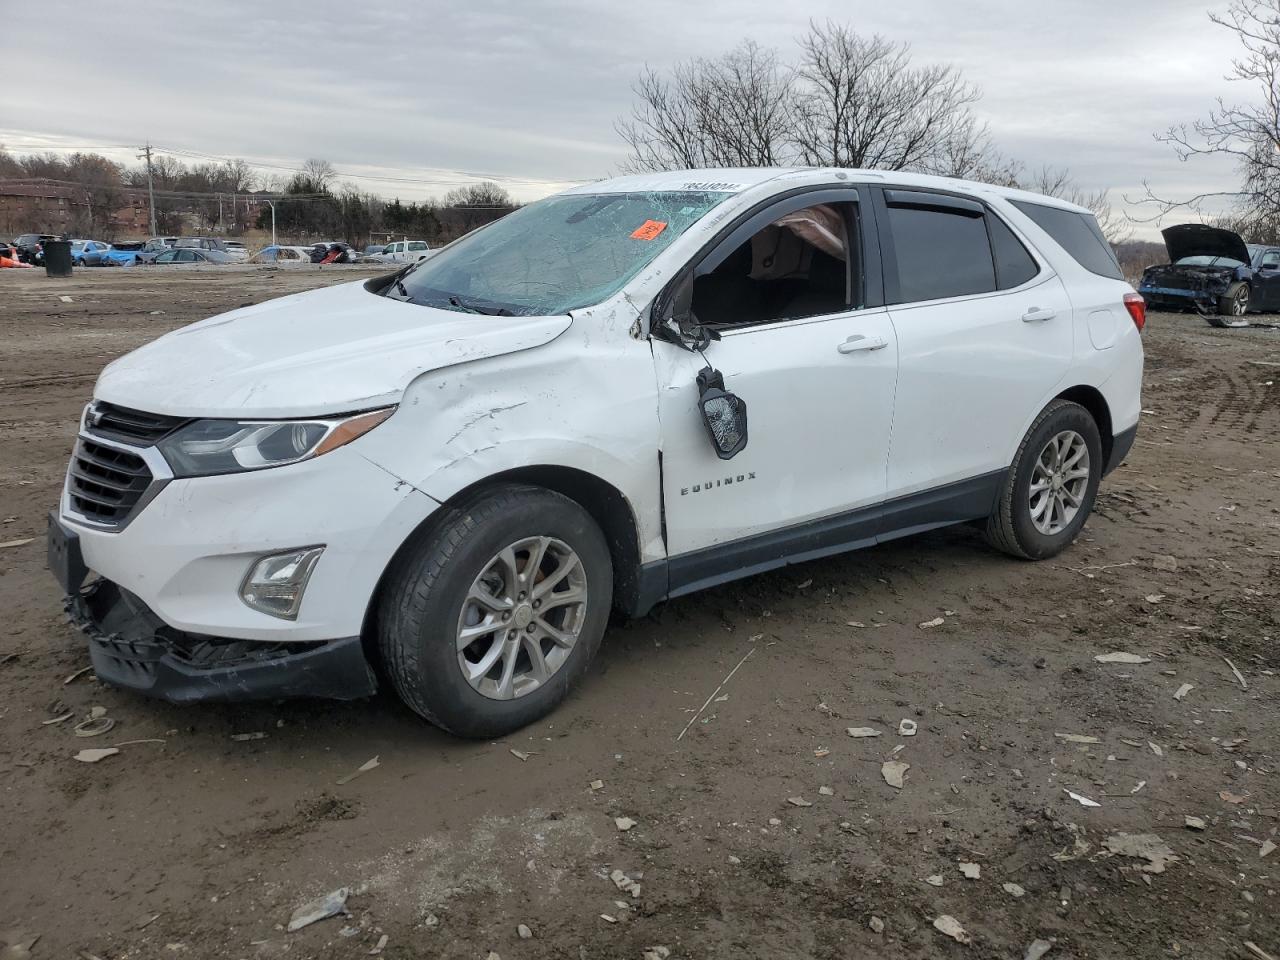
(1137, 286, 1219, 312)
(66, 576, 377, 703)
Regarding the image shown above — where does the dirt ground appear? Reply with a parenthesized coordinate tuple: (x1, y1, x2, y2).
(1, 266, 1277, 960)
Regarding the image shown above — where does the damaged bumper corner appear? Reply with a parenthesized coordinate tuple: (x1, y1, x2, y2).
(67, 579, 377, 703)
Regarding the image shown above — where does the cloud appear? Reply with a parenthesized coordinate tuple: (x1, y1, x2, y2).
(1, 0, 1254, 234)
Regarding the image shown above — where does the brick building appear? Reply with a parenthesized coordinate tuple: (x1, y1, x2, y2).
(1, 180, 153, 239)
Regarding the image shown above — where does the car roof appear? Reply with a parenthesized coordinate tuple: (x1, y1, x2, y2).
(558, 167, 1093, 215)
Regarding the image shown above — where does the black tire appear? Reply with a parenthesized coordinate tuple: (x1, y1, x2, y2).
(377, 484, 612, 738)
(985, 399, 1102, 560)
(1215, 281, 1250, 323)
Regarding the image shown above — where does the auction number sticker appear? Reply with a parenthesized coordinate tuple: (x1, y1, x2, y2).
(630, 220, 668, 241)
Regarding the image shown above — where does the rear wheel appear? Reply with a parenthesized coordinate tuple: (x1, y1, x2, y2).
(985, 399, 1102, 560)
(378, 484, 612, 738)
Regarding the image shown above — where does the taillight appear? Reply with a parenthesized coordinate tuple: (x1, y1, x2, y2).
(1123, 292, 1146, 332)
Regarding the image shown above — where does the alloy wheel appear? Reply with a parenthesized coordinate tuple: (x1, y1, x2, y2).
(455, 536, 588, 700)
(1234, 288, 1250, 316)
(1028, 430, 1090, 536)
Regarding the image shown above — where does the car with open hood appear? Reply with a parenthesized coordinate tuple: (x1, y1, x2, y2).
(48, 167, 1144, 738)
(1138, 224, 1280, 326)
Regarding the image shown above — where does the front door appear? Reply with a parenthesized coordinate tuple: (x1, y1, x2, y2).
(654, 191, 898, 594)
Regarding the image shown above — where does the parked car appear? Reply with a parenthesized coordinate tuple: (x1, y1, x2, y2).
(100, 241, 146, 267)
(135, 237, 180, 265)
(71, 239, 111, 266)
(249, 245, 315, 265)
(13, 233, 57, 265)
(308, 241, 356, 263)
(222, 240, 249, 261)
(49, 167, 1143, 738)
(1137, 224, 1280, 326)
(380, 239, 431, 263)
(145, 248, 236, 265)
(363, 243, 389, 256)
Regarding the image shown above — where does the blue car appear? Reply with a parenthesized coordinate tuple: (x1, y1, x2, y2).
(100, 241, 147, 266)
(71, 239, 111, 266)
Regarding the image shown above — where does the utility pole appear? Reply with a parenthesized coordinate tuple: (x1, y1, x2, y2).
(265, 199, 277, 248)
(137, 143, 157, 237)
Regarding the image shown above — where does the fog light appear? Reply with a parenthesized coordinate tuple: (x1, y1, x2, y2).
(240, 547, 324, 620)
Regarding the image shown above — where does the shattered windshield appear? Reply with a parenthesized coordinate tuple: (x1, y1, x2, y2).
(1175, 255, 1244, 268)
(392, 191, 732, 316)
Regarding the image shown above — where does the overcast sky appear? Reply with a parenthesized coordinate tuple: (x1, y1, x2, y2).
(1, 0, 1247, 239)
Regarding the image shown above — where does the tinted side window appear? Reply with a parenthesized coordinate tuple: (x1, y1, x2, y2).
(1009, 200, 1121, 280)
(887, 204, 995, 303)
(988, 215, 1039, 289)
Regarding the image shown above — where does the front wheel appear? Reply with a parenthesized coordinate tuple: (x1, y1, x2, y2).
(377, 484, 612, 738)
(985, 399, 1102, 560)
(1211, 282, 1251, 327)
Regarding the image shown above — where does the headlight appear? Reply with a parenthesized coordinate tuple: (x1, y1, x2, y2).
(157, 407, 394, 477)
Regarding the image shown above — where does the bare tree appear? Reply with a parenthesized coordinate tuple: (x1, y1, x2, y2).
(790, 23, 987, 173)
(443, 182, 514, 207)
(1137, 0, 1280, 227)
(301, 158, 337, 192)
(617, 40, 793, 171)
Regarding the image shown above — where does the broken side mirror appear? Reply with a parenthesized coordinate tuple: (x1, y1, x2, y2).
(658, 272, 717, 351)
(696, 367, 748, 460)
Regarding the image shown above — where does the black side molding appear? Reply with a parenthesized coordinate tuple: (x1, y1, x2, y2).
(629, 470, 1004, 617)
(1104, 423, 1138, 476)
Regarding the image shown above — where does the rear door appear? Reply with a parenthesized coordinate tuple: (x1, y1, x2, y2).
(875, 188, 1072, 501)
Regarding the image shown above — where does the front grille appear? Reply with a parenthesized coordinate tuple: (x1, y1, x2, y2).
(87, 401, 187, 446)
(68, 438, 153, 525)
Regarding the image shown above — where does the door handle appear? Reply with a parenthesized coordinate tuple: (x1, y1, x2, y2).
(838, 334, 888, 354)
(1022, 307, 1056, 323)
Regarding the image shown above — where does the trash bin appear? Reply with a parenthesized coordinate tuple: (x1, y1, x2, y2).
(44, 239, 72, 277)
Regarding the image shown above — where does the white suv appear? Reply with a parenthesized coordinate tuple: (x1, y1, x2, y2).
(49, 167, 1144, 737)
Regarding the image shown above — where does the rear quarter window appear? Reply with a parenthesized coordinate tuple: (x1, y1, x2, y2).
(1009, 200, 1122, 280)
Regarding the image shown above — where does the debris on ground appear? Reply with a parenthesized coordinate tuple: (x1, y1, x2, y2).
(1260, 839, 1276, 859)
(1102, 833, 1179, 873)
(509, 749, 531, 761)
(642, 948, 670, 960)
(1219, 790, 1247, 804)
(818, 786, 834, 796)
(1064, 789, 1100, 808)
(231, 732, 266, 742)
(1024, 940, 1054, 960)
(610, 869, 641, 897)
(1223, 656, 1248, 691)
(925, 874, 944, 887)
(0, 930, 41, 960)
(0, 538, 34, 550)
(898, 719, 918, 736)
(73, 714, 114, 738)
(1003, 882, 1025, 898)
(1173, 683, 1194, 701)
(73, 748, 119, 763)
(959, 862, 980, 879)
(787, 796, 812, 807)
(882, 760, 909, 789)
(516, 924, 532, 940)
(589, 780, 603, 790)
(1055, 733, 1100, 744)
(368, 934, 388, 954)
(1094, 652, 1151, 664)
(1149, 742, 1164, 757)
(847, 727, 882, 738)
(869, 916, 885, 934)
(336, 756, 380, 785)
(62, 665, 93, 685)
(919, 617, 946, 629)
(1152, 554, 1179, 572)
(615, 817, 636, 832)
(286, 887, 349, 932)
(932, 915, 970, 944)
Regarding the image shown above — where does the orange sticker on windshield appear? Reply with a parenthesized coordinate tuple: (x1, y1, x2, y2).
(631, 219, 667, 240)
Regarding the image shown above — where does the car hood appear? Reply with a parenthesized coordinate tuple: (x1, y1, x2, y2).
(94, 279, 572, 418)
(1162, 224, 1251, 265)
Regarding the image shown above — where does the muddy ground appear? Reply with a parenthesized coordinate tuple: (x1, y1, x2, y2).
(0, 266, 1277, 960)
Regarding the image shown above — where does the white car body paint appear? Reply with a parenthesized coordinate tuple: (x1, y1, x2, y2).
(60, 166, 1142, 649)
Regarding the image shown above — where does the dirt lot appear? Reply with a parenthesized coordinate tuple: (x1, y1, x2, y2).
(1, 266, 1277, 960)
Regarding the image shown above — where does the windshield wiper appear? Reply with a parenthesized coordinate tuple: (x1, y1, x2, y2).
(448, 295, 514, 317)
